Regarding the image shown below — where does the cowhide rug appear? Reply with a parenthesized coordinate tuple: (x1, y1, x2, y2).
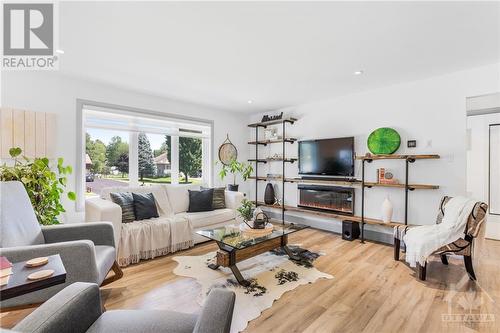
(173, 246, 333, 333)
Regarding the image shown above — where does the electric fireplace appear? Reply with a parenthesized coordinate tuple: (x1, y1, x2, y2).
(298, 185, 354, 215)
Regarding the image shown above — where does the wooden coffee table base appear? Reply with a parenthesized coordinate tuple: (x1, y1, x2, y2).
(209, 234, 299, 286)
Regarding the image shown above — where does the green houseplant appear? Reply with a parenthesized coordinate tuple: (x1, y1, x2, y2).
(0, 147, 76, 225)
(236, 199, 254, 228)
(218, 158, 253, 191)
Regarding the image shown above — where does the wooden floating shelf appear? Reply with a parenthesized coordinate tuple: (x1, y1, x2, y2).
(248, 117, 298, 128)
(248, 158, 298, 163)
(286, 178, 361, 186)
(356, 154, 440, 160)
(257, 202, 408, 228)
(248, 138, 297, 145)
(249, 176, 283, 181)
(364, 182, 439, 190)
(249, 177, 438, 189)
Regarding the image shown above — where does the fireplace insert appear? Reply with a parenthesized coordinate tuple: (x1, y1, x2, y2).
(298, 185, 354, 215)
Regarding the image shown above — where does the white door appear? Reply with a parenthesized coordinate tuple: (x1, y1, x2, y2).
(467, 113, 500, 240)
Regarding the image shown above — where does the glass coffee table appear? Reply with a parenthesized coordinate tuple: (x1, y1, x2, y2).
(197, 222, 309, 286)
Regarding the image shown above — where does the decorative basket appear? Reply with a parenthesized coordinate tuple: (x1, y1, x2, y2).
(240, 223, 274, 237)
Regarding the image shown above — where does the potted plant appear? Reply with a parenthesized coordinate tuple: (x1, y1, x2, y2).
(218, 158, 253, 191)
(0, 147, 76, 225)
(236, 199, 254, 228)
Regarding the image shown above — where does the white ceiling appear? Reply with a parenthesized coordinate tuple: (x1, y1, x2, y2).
(59, 1, 500, 113)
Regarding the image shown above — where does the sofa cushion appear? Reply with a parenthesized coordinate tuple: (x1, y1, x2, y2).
(110, 192, 135, 223)
(182, 208, 236, 229)
(94, 245, 116, 284)
(101, 185, 173, 217)
(188, 189, 214, 213)
(133, 193, 159, 220)
(202, 186, 226, 210)
(0, 181, 45, 247)
(164, 184, 200, 214)
(87, 310, 197, 333)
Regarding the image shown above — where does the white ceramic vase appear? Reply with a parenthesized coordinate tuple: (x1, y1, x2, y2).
(381, 197, 393, 223)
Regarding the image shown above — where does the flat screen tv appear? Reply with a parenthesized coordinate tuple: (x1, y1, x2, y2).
(298, 137, 355, 178)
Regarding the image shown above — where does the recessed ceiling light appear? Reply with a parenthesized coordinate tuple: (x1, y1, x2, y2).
(353, 70, 364, 75)
(56, 49, 65, 54)
(247, 100, 253, 104)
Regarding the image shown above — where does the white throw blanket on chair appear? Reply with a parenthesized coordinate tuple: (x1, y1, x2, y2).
(403, 196, 476, 267)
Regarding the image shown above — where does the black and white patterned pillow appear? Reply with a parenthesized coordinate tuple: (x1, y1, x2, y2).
(110, 192, 136, 223)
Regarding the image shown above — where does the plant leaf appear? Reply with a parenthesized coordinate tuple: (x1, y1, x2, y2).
(9, 147, 22, 158)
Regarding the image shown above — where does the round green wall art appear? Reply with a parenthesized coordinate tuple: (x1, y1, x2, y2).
(367, 127, 401, 155)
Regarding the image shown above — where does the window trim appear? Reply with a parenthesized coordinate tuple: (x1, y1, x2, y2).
(76, 99, 214, 212)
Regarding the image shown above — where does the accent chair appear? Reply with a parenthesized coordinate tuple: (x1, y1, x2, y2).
(0, 181, 122, 309)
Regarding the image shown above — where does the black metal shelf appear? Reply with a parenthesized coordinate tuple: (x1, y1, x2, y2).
(248, 118, 297, 225)
(359, 154, 440, 243)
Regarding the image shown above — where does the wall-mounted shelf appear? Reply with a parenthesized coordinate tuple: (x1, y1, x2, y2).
(249, 117, 297, 225)
(286, 178, 361, 186)
(358, 153, 440, 242)
(248, 117, 298, 128)
(356, 154, 440, 161)
(248, 158, 298, 163)
(249, 177, 438, 189)
(249, 176, 284, 181)
(248, 138, 297, 145)
(363, 182, 439, 190)
(257, 202, 410, 228)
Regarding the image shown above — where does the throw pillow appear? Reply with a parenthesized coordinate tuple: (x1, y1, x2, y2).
(132, 192, 160, 221)
(110, 192, 136, 223)
(201, 186, 226, 210)
(188, 188, 214, 212)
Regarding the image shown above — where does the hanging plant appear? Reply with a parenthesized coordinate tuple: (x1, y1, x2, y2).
(0, 147, 76, 225)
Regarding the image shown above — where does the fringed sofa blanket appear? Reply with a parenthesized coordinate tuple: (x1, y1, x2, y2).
(86, 184, 244, 268)
(118, 215, 194, 267)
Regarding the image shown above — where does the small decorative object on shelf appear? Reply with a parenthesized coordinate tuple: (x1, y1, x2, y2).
(261, 112, 283, 123)
(252, 208, 269, 229)
(367, 127, 401, 155)
(407, 140, 417, 148)
(270, 153, 283, 160)
(377, 168, 399, 184)
(218, 134, 238, 166)
(381, 196, 394, 223)
(264, 183, 276, 205)
(264, 128, 278, 140)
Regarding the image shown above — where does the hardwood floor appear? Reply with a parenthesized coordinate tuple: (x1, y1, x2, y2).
(2, 228, 499, 332)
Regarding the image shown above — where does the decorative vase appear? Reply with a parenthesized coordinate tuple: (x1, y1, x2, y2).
(264, 183, 275, 204)
(381, 196, 393, 223)
(227, 184, 239, 191)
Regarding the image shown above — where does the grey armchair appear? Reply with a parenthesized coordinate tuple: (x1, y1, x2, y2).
(0, 181, 122, 309)
(7, 282, 235, 333)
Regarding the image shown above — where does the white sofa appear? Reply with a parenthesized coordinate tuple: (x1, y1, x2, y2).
(85, 184, 244, 266)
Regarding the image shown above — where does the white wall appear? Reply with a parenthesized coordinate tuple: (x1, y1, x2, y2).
(248, 63, 500, 236)
(1, 71, 249, 221)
